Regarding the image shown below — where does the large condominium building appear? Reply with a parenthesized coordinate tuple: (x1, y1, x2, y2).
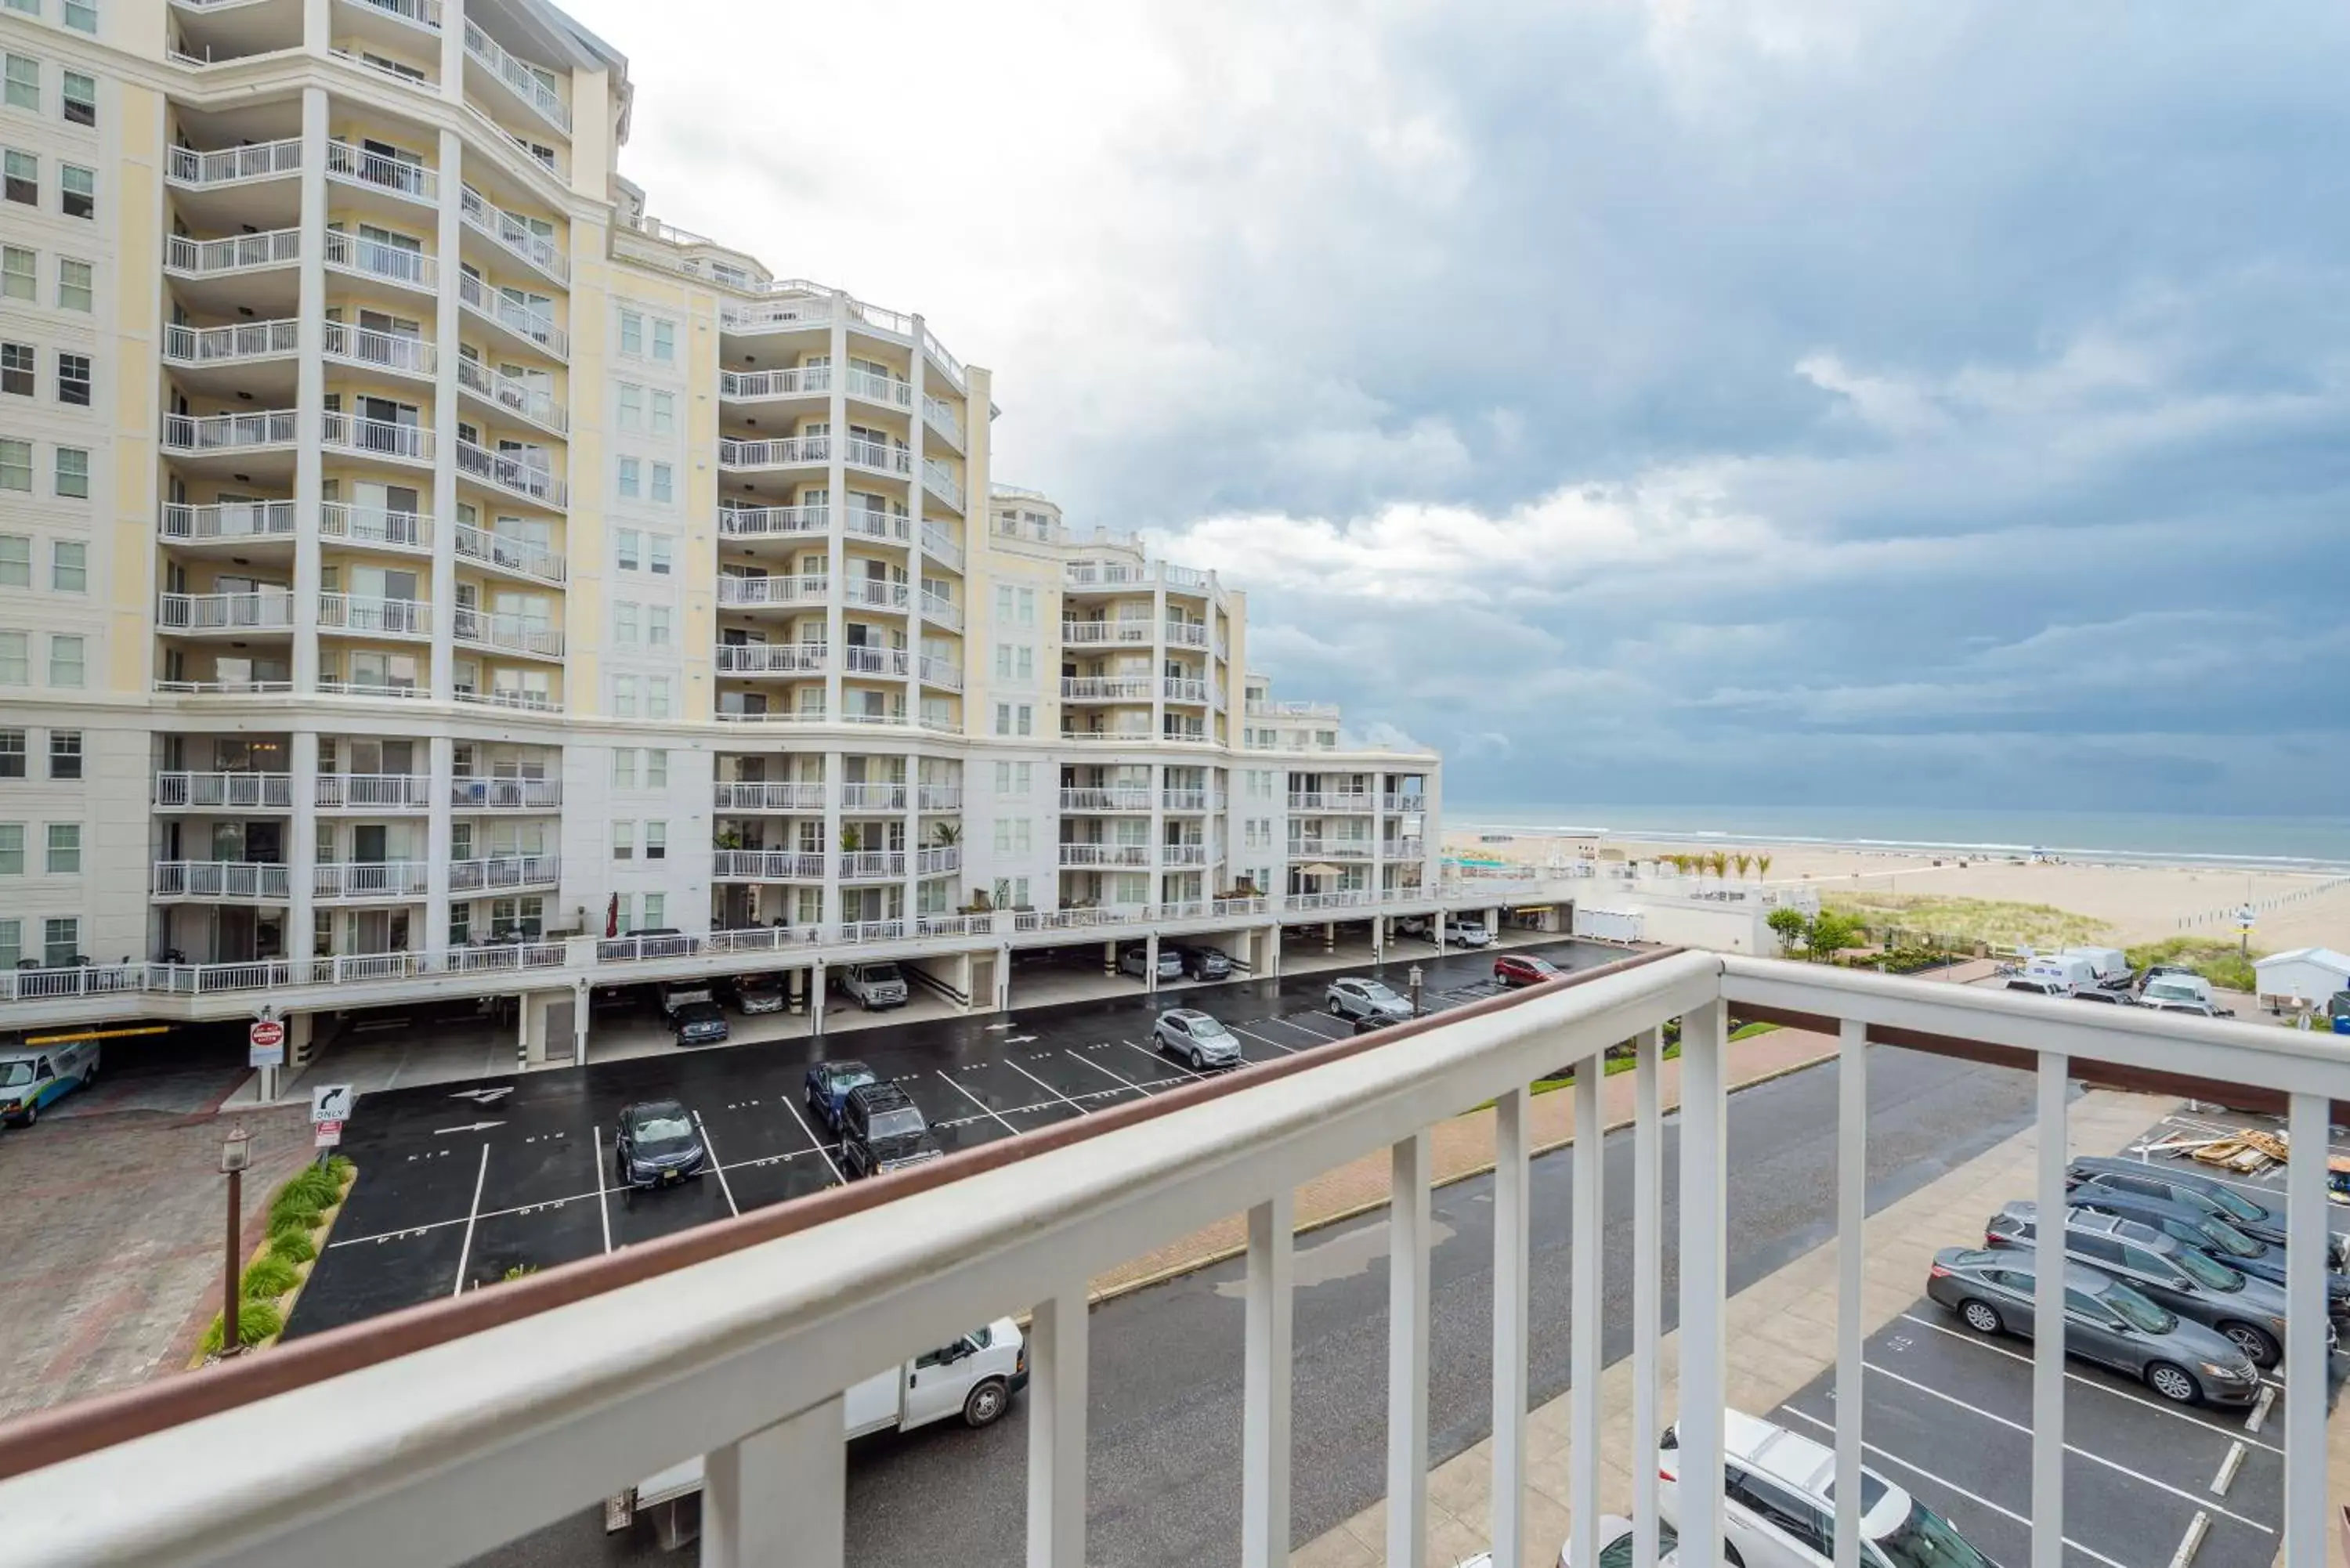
(0, 0, 1444, 1050)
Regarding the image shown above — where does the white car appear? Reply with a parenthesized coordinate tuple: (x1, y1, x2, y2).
(1153, 1009, 1242, 1069)
(1444, 918, 1493, 948)
(1659, 1410, 1994, 1567)
(1456, 1516, 1679, 1568)
(1326, 976, 1412, 1022)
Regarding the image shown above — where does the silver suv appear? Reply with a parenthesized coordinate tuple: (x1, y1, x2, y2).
(1325, 976, 1412, 1022)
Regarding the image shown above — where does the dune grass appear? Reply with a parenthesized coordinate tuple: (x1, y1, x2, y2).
(1820, 891, 2112, 949)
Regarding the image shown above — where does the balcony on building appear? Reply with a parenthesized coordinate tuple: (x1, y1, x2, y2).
(1289, 774, 1376, 812)
(1060, 765, 1153, 814)
(454, 663, 562, 715)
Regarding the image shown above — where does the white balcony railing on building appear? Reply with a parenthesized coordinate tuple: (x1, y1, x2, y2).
(454, 356, 568, 434)
(454, 686, 562, 714)
(1162, 788, 1212, 811)
(319, 503, 431, 551)
(1160, 843, 1209, 867)
(713, 781, 827, 812)
(316, 677, 428, 702)
(1061, 620, 1155, 646)
(712, 850, 826, 880)
(832, 645, 901, 677)
(1249, 699, 1343, 721)
(916, 656, 960, 689)
(152, 771, 292, 810)
(917, 783, 961, 810)
(1059, 842, 1154, 868)
(454, 439, 566, 507)
(1289, 838, 1375, 860)
(842, 580, 909, 612)
(325, 139, 438, 202)
(316, 591, 428, 638)
(349, 0, 443, 30)
(161, 500, 297, 544)
(457, 271, 566, 356)
(1163, 621, 1210, 649)
(162, 318, 299, 367)
(157, 589, 295, 633)
(321, 412, 434, 462)
(1383, 838, 1426, 860)
(322, 320, 437, 375)
(452, 777, 562, 811)
(838, 782, 907, 811)
(463, 19, 571, 132)
(315, 773, 431, 810)
(158, 679, 294, 696)
(458, 184, 568, 282)
(920, 525, 963, 569)
(1163, 678, 1210, 704)
(314, 861, 431, 899)
(717, 574, 829, 608)
(837, 851, 906, 880)
(716, 642, 827, 675)
(1383, 793, 1426, 813)
(843, 508, 911, 544)
(448, 855, 561, 892)
(454, 608, 563, 658)
(922, 456, 964, 509)
(915, 845, 960, 876)
(718, 435, 827, 469)
(150, 860, 291, 901)
(454, 522, 566, 583)
(718, 504, 827, 540)
(918, 592, 961, 630)
(162, 410, 298, 453)
(323, 229, 437, 290)
(1285, 887, 1372, 910)
(164, 228, 302, 277)
(1061, 786, 1152, 811)
(922, 394, 963, 450)
(1058, 727, 1156, 744)
(720, 366, 829, 400)
(165, 137, 302, 187)
(844, 437, 912, 477)
(843, 367, 913, 409)
(1062, 676, 1153, 702)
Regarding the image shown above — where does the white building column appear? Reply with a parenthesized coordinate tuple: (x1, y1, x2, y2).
(291, 87, 328, 695)
(287, 731, 318, 962)
(426, 735, 454, 950)
(822, 749, 844, 929)
(821, 295, 849, 723)
(429, 126, 463, 701)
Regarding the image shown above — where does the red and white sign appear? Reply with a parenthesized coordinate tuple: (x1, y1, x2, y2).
(248, 1017, 286, 1068)
(313, 1120, 344, 1148)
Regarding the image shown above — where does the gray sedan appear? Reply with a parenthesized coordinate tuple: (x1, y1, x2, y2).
(1928, 1246, 2261, 1405)
(1153, 1009, 1242, 1070)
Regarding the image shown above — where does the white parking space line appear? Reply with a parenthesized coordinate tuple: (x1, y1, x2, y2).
(1776, 1404, 2132, 1568)
(694, 1113, 742, 1217)
(1000, 1057, 1097, 1114)
(1122, 1039, 1207, 1081)
(1863, 1360, 2274, 1534)
(1893, 1313, 2285, 1454)
(592, 1127, 613, 1253)
(1067, 1050, 1160, 1096)
(449, 1143, 490, 1297)
(1275, 1010, 1353, 1040)
(779, 1097, 846, 1186)
(937, 1070, 1023, 1133)
(1226, 1024, 1301, 1056)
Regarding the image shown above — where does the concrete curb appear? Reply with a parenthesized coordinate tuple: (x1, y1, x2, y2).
(1087, 1044, 1841, 1308)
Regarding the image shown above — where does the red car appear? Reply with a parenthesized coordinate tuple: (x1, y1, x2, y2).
(1493, 954, 1562, 988)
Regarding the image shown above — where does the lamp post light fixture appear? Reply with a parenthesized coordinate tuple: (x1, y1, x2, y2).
(219, 1125, 252, 1357)
(1408, 963, 1424, 1018)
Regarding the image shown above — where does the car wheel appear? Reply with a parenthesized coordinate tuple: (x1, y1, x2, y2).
(2146, 1361, 2202, 1404)
(1723, 1548, 1744, 1568)
(1189, 1048, 1202, 1070)
(2222, 1323, 2280, 1367)
(964, 1378, 1009, 1428)
(1958, 1299, 2002, 1336)
(1328, 999, 1343, 1017)
(19, 1102, 33, 1128)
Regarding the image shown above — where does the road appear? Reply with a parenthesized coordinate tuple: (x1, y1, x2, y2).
(469, 1043, 2045, 1567)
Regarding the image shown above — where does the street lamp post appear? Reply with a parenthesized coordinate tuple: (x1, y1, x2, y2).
(1408, 963, 1424, 1017)
(219, 1125, 252, 1356)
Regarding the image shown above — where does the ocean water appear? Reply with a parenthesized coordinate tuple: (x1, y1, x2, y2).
(1446, 803, 2350, 872)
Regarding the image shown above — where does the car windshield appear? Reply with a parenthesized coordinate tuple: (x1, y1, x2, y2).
(2172, 1245, 2243, 1290)
(864, 964, 901, 982)
(2196, 1217, 2264, 1257)
(1190, 1018, 1234, 1042)
(1866, 1499, 1994, 1568)
(0, 1061, 33, 1088)
(830, 1068, 877, 1093)
(870, 1108, 926, 1140)
(2144, 979, 2200, 1002)
(1360, 981, 1402, 1004)
(633, 1112, 694, 1143)
(2101, 1281, 2175, 1334)
(1600, 1523, 1679, 1567)
(2190, 1181, 2266, 1223)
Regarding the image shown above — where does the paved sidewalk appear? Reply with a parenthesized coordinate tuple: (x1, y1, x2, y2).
(1091, 1027, 1844, 1299)
(1284, 1088, 2178, 1568)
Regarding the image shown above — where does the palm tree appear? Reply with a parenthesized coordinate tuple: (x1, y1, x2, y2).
(932, 821, 960, 847)
(1733, 852, 1753, 879)
(839, 824, 862, 853)
(1708, 851, 1730, 880)
(1756, 852, 1774, 878)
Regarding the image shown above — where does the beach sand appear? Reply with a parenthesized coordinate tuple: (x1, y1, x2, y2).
(1444, 829, 2350, 951)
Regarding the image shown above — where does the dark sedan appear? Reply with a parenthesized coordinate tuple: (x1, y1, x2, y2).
(803, 1059, 880, 1133)
(671, 1000, 730, 1046)
(613, 1100, 707, 1197)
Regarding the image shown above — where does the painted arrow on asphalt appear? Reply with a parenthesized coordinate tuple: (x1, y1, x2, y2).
(434, 1120, 506, 1136)
(450, 1087, 514, 1104)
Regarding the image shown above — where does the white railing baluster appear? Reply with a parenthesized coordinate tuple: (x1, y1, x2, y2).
(1242, 1195, 1293, 1568)
(1386, 1130, 1432, 1568)
(1026, 1288, 1088, 1568)
(700, 1394, 843, 1568)
(2283, 1090, 2329, 1568)
(1490, 1086, 1531, 1568)
(1569, 1058, 1605, 1568)
(2030, 1054, 2069, 1568)
(1630, 1024, 1665, 1568)
(1676, 1001, 1729, 1566)
(1833, 1017, 1867, 1568)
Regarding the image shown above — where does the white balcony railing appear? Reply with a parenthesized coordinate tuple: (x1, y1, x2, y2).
(166, 137, 302, 187)
(843, 367, 913, 408)
(463, 19, 571, 132)
(717, 574, 830, 608)
(1159, 843, 1209, 867)
(1162, 678, 1210, 704)
(150, 860, 291, 901)
(454, 439, 566, 507)
(719, 435, 828, 469)
(916, 655, 961, 690)
(451, 777, 562, 811)
(718, 504, 827, 540)
(1383, 838, 1426, 860)
(163, 228, 302, 277)
(1289, 838, 1375, 861)
(716, 642, 827, 675)
(454, 522, 566, 583)
(316, 592, 428, 638)
(1062, 676, 1153, 702)
(325, 140, 439, 202)
(448, 854, 561, 892)
(160, 500, 297, 544)
(1163, 621, 1210, 649)
(922, 394, 963, 450)
(713, 781, 827, 812)
(157, 588, 295, 633)
(712, 850, 826, 880)
(323, 229, 437, 290)
(162, 319, 300, 367)
(917, 784, 961, 810)
(1289, 791, 1376, 811)
(844, 437, 912, 476)
(720, 366, 830, 400)
(316, 677, 423, 701)
(837, 850, 907, 880)
(321, 413, 434, 462)
(162, 410, 298, 453)
(457, 271, 567, 357)
(349, 0, 443, 29)
(836, 645, 905, 677)
(917, 591, 961, 630)
(316, 773, 432, 810)
(842, 580, 910, 612)
(916, 845, 961, 876)
(1162, 788, 1212, 811)
(842, 508, 910, 543)
(458, 184, 568, 282)
(1059, 842, 1154, 868)
(314, 861, 432, 899)
(318, 504, 431, 552)
(322, 320, 437, 375)
(454, 608, 563, 658)
(838, 782, 907, 811)
(920, 525, 964, 569)
(152, 771, 293, 810)
(1061, 787, 1152, 811)
(1061, 620, 1156, 647)
(922, 456, 964, 509)
(454, 356, 568, 434)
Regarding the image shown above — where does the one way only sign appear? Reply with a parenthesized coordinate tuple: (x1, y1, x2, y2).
(310, 1083, 355, 1124)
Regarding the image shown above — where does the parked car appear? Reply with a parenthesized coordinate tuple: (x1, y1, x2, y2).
(2070, 986, 2137, 1006)
(2069, 1154, 2348, 1260)
(2005, 976, 2068, 997)
(613, 1100, 708, 1196)
(1443, 917, 1494, 948)
(1170, 943, 1233, 981)
(1985, 1200, 2305, 1365)
(2063, 946, 2135, 988)
(2061, 1184, 2337, 1299)
(1117, 945, 1184, 982)
(803, 1060, 880, 1133)
(658, 981, 717, 1017)
(2138, 962, 2202, 990)
(1153, 1009, 1243, 1069)
(840, 1082, 943, 1179)
(1394, 914, 1433, 938)
(1326, 976, 1412, 1022)
(2138, 981, 2230, 1018)
(1925, 1245, 2261, 1404)
(1658, 1408, 1995, 1566)
(1494, 953, 1562, 989)
(1554, 1515, 1680, 1566)
(725, 973, 786, 1014)
(838, 960, 909, 1010)
(2020, 956, 2092, 995)
(670, 999, 730, 1047)
(0, 1040, 98, 1129)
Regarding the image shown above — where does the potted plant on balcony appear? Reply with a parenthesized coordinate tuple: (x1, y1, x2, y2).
(715, 827, 744, 851)
(932, 822, 960, 847)
(840, 825, 863, 853)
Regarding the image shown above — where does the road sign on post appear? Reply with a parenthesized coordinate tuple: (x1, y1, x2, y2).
(247, 1017, 285, 1067)
(313, 1120, 344, 1149)
(310, 1083, 354, 1124)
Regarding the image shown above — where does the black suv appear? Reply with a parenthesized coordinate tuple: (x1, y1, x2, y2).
(1170, 943, 1233, 981)
(841, 1082, 943, 1179)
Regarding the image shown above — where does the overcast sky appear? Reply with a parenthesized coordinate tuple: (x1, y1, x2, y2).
(573, 0, 2350, 817)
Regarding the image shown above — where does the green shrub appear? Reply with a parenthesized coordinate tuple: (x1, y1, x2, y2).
(198, 1299, 284, 1356)
(1729, 1021, 1782, 1041)
(268, 1228, 316, 1266)
(322, 1154, 354, 1184)
(501, 1263, 538, 1282)
(267, 1206, 319, 1239)
(240, 1255, 301, 1299)
(283, 1168, 342, 1209)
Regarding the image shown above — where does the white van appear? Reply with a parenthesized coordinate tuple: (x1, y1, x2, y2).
(2063, 947, 2133, 988)
(2023, 955, 2098, 995)
(0, 1040, 99, 1128)
(609, 1319, 1025, 1551)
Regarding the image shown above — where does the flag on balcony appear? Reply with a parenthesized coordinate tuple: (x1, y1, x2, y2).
(605, 892, 618, 938)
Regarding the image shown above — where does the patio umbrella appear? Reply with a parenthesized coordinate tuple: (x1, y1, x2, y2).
(1298, 863, 1342, 877)
(605, 892, 619, 938)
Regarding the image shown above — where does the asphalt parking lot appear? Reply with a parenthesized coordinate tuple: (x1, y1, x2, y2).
(287, 939, 1596, 1339)
(1770, 1104, 2346, 1568)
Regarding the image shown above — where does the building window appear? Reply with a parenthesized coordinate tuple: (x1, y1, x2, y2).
(60, 71, 93, 125)
(647, 676, 671, 718)
(0, 535, 26, 586)
(56, 352, 87, 406)
(614, 527, 640, 570)
(52, 446, 86, 497)
(59, 163, 90, 219)
(0, 247, 31, 302)
(616, 455, 638, 498)
(44, 821, 77, 873)
(42, 916, 76, 967)
(617, 309, 642, 356)
(0, 823, 20, 874)
(613, 602, 638, 643)
(651, 320, 674, 363)
(2, 150, 32, 206)
(0, 439, 25, 491)
(47, 732, 81, 780)
(0, 632, 22, 684)
(56, 257, 89, 311)
(611, 820, 633, 860)
(992, 819, 1032, 854)
(612, 892, 634, 933)
(612, 675, 636, 717)
(644, 820, 667, 860)
(649, 461, 672, 504)
(615, 382, 642, 428)
(651, 390, 674, 435)
(0, 341, 28, 396)
(50, 540, 83, 591)
(993, 702, 1032, 737)
(0, 918, 15, 970)
(61, 0, 93, 34)
(645, 749, 667, 786)
(611, 748, 635, 788)
(649, 536, 672, 575)
(2, 55, 33, 111)
(0, 730, 23, 777)
(641, 892, 664, 928)
(647, 605, 670, 648)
